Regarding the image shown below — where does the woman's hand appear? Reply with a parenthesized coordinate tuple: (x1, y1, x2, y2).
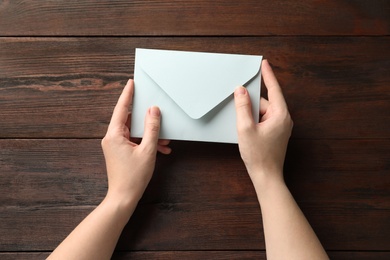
(49, 79, 171, 260)
(101, 79, 171, 208)
(234, 59, 293, 187)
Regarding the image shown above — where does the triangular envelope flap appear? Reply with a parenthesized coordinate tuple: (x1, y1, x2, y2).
(137, 48, 261, 119)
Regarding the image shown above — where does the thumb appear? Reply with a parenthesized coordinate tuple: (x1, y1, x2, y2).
(140, 106, 161, 154)
(234, 86, 255, 133)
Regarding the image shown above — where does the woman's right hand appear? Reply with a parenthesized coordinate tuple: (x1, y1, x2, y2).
(234, 60, 293, 187)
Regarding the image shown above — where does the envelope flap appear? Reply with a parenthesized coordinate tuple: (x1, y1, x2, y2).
(137, 48, 262, 119)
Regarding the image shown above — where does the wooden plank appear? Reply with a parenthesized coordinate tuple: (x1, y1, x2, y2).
(119, 251, 390, 260)
(0, 0, 389, 36)
(1, 37, 389, 139)
(1, 0, 388, 258)
(1, 251, 390, 260)
(2, 251, 390, 260)
(0, 139, 107, 207)
(0, 204, 263, 251)
(0, 203, 389, 251)
(1, 139, 388, 207)
(0, 139, 389, 251)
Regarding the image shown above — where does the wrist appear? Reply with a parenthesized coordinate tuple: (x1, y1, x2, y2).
(248, 168, 286, 197)
(103, 190, 140, 223)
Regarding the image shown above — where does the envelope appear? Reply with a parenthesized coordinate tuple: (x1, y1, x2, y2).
(131, 48, 263, 143)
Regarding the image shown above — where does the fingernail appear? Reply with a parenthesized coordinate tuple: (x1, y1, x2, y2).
(150, 106, 160, 117)
(235, 86, 246, 96)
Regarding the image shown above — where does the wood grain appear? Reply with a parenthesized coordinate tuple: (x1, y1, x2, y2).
(1, 139, 389, 207)
(0, 139, 388, 251)
(0, 0, 389, 36)
(1, 1, 389, 258)
(1, 202, 389, 251)
(1, 37, 389, 139)
(1, 251, 390, 260)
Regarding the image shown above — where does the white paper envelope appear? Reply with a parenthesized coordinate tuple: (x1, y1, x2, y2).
(131, 48, 263, 143)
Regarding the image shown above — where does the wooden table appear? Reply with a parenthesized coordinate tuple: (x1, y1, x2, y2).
(0, 1, 389, 259)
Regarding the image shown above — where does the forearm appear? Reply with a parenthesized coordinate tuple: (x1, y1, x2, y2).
(252, 174, 328, 260)
(48, 195, 137, 260)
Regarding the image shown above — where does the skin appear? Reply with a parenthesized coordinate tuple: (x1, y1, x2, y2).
(48, 60, 328, 259)
(48, 80, 171, 260)
(234, 60, 328, 259)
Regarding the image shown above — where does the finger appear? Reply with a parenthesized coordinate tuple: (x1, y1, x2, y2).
(140, 106, 161, 153)
(108, 79, 134, 130)
(234, 86, 255, 133)
(261, 60, 287, 108)
(260, 97, 269, 116)
(157, 144, 172, 155)
(158, 139, 171, 146)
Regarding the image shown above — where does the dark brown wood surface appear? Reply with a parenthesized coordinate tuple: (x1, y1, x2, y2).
(2, 251, 390, 260)
(0, 0, 389, 36)
(0, 1, 389, 259)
